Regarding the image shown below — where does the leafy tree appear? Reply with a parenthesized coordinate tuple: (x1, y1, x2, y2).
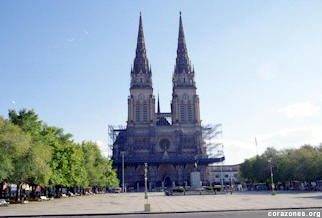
(9, 109, 42, 135)
(101, 159, 119, 187)
(0, 116, 32, 200)
(82, 141, 105, 186)
(81, 141, 119, 187)
(2, 109, 119, 201)
(240, 144, 322, 186)
(8, 110, 52, 187)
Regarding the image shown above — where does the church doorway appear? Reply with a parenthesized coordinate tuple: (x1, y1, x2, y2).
(164, 176, 172, 188)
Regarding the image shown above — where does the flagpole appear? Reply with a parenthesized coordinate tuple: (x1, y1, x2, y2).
(255, 137, 258, 156)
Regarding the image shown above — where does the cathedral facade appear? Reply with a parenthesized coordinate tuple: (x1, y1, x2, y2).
(111, 13, 224, 190)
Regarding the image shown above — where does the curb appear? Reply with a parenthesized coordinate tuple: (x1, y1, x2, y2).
(1, 207, 322, 217)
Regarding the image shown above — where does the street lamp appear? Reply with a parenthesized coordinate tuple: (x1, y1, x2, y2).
(220, 165, 223, 191)
(144, 163, 148, 199)
(144, 163, 150, 212)
(268, 158, 275, 195)
(120, 151, 125, 193)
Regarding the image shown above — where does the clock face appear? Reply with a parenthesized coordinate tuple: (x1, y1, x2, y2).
(138, 93, 144, 100)
(183, 93, 189, 100)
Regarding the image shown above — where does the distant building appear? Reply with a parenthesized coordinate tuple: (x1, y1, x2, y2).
(111, 13, 224, 190)
(208, 164, 240, 185)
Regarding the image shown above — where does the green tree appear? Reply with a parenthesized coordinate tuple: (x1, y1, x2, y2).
(81, 141, 119, 187)
(82, 141, 105, 186)
(8, 110, 52, 199)
(8, 109, 42, 135)
(240, 144, 322, 187)
(0, 116, 32, 200)
(4, 109, 119, 200)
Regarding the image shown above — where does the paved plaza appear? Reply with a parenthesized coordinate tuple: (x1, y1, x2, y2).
(0, 192, 321, 216)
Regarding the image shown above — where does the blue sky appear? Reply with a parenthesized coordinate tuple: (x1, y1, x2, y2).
(1, 1, 322, 164)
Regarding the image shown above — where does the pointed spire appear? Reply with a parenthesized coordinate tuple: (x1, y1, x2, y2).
(133, 12, 150, 74)
(175, 12, 191, 74)
(157, 94, 160, 114)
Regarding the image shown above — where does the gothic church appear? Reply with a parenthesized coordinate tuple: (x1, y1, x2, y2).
(111, 13, 224, 190)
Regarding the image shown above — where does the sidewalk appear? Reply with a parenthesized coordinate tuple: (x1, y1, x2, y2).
(0, 192, 321, 216)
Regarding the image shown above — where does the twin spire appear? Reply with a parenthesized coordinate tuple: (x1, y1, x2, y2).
(132, 12, 192, 76)
(175, 12, 192, 74)
(132, 13, 150, 75)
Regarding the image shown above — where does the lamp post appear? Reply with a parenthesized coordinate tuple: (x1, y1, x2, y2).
(144, 163, 150, 211)
(144, 163, 148, 199)
(120, 151, 125, 193)
(220, 165, 223, 191)
(268, 158, 275, 195)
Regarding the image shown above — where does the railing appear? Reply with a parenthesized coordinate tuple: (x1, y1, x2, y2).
(112, 155, 225, 166)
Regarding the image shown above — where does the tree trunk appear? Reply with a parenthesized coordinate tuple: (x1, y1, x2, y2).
(55, 186, 60, 198)
(0, 182, 3, 199)
(30, 185, 35, 199)
(19, 184, 22, 202)
(44, 187, 47, 197)
(15, 183, 20, 203)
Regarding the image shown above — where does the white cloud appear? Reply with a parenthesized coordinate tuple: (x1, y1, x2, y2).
(96, 140, 111, 158)
(258, 125, 322, 149)
(222, 125, 322, 165)
(67, 38, 75, 43)
(278, 102, 320, 118)
(257, 62, 277, 80)
(222, 139, 257, 164)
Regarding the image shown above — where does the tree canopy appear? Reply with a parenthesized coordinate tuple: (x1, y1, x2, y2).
(239, 145, 322, 184)
(0, 109, 119, 198)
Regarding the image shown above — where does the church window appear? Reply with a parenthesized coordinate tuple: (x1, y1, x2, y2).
(136, 103, 140, 121)
(180, 104, 185, 121)
(159, 138, 170, 151)
(138, 93, 144, 100)
(188, 104, 193, 121)
(183, 93, 189, 100)
(143, 103, 148, 122)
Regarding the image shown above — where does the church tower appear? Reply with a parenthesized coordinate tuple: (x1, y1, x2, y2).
(171, 13, 201, 125)
(112, 13, 225, 190)
(128, 14, 155, 126)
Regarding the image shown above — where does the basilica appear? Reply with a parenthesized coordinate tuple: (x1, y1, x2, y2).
(111, 13, 224, 190)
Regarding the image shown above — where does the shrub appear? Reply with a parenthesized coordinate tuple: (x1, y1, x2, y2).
(205, 186, 214, 191)
(172, 187, 185, 193)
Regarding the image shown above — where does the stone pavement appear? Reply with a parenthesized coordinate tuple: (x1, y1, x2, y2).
(0, 192, 321, 216)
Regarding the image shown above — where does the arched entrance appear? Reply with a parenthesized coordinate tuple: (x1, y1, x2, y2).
(164, 176, 172, 188)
